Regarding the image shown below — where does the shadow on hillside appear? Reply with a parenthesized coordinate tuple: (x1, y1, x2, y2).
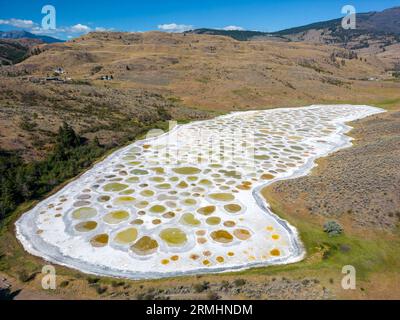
(0, 288, 21, 300)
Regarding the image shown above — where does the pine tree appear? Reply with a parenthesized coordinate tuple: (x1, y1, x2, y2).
(57, 122, 81, 149)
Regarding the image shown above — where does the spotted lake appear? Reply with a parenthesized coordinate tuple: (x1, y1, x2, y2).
(16, 105, 384, 279)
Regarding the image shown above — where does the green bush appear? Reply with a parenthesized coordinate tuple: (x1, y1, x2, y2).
(323, 221, 344, 237)
(19, 118, 38, 131)
(220, 280, 230, 289)
(193, 281, 209, 293)
(233, 279, 246, 287)
(17, 270, 36, 283)
(111, 280, 125, 288)
(87, 277, 100, 285)
(136, 292, 156, 300)
(207, 292, 220, 300)
(95, 285, 108, 295)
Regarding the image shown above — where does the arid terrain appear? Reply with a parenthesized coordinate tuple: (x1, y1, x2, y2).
(0, 77, 209, 160)
(1, 30, 400, 160)
(267, 110, 400, 232)
(6, 31, 400, 111)
(1, 9, 400, 300)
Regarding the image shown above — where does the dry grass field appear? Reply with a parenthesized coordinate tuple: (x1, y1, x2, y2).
(2, 31, 400, 160)
(1, 31, 400, 300)
(262, 106, 400, 300)
(6, 31, 400, 111)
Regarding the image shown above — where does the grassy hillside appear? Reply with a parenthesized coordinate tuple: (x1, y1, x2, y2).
(1, 31, 399, 162)
(187, 7, 400, 71)
(0, 31, 399, 299)
(0, 30, 63, 44)
(186, 28, 276, 41)
(4, 31, 400, 110)
(0, 39, 39, 65)
(273, 7, 400, 68)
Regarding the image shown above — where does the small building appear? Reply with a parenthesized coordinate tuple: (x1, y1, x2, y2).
(54, 67, 65, 75)
(100, 75, 114, 81)
(46, 77, 65, 83)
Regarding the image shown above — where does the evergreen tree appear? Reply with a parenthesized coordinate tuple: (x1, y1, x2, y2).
(57, 122, 81, 149)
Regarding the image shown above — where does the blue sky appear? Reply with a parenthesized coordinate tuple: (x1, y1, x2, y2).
(0, 0, 399, 39)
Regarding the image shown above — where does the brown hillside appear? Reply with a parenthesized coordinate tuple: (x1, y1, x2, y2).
(5, 31, 400, 111)
(1, 31, 400, 160)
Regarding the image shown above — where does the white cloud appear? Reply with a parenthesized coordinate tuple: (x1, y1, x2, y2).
(68, 23, 91, 33)
(30, 23, 112, 40)
(222, 25, 245, 31)
(94, 27, 114, 32)
(0, 18, 37, 28)
(158, 23, 193, 33)
(1, 16, 112, 40)
(30, 27, 59, 35)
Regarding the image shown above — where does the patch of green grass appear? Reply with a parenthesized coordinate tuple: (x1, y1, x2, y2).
(313, 98, 400, 111)
(374, 98, 400, 110)
(233, 279, 246, 287)
(232, 87, 253, 97)
(294, 221, 399, 279)
(196, 76, 211, 84)
(235, 196, 400, 281)
(193, 281, 209, 293)
(0, 200, 44, 277)
(167, 96, 183, 103)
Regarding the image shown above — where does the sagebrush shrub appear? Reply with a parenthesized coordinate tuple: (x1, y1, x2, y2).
(323, 221, 343, 236)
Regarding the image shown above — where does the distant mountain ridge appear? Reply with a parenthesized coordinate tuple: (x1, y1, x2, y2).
(274, 7, 400, 36)
(187, 6, 400, 42)
(0, 30, 63, 44)
(272, 6, 400, 61)
(186, 28, 274, 41)
(0, 31, 63, 65)
(186, 6, 400, 65)
(0, 39, 36, 65)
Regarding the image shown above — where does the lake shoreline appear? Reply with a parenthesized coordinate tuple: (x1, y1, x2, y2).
(15, 105, 385, 280)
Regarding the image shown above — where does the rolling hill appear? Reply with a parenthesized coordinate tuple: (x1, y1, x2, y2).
(0, 31, 63, 65)
(186, 28, 277, 41)
(1, 30, 399, 161)
(0, 38, 44, 65)
(187, 7, 400, 67)
(0, 10, 400, 301)
(187, 7, 400, 41)
(275, 6, 400, 36)
(273, 7, 400, 60)
(0, 30, 63, 43)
